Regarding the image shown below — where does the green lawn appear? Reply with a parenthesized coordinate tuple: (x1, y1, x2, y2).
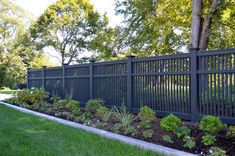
(0, 104, 159, 156)
(0, 89, 19, 94)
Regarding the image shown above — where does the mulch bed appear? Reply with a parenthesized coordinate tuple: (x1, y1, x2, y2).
(6, 103, 235, 156)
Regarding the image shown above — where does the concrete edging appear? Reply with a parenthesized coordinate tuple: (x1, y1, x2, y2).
(0, 101, 196, 156)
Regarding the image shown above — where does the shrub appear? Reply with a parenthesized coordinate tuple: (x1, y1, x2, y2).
(124, 126, 137, 136)
(82, 112, 92, 121)
(66, 100, 80, 115)
(175, 125, 191, 138)
(138, 106, 156, 122)
(97, 106, 112, 122)
(112, 106, 135, 129)
(86, 99, 104, 113)
(143, 129, 154, 139)
(202, 134, 216, 146)
(54, 99, 68, 110)
(208, 147, 226, 156)
(160, 114, 181, 132)
(199, 115, 225, 135)
(183, 136, 196, 149)
(227, 126, 235, 137)
(12, 88, 48, 105)
(113, 123, 123, 133)
(162, 135, 173, 143)
(140, 120, 151, 129)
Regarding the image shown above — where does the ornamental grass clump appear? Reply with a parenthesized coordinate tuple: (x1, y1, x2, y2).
(97, 106, 112, 122)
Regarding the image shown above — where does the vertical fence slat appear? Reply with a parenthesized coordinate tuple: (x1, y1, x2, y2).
(127, 55, 134, 111)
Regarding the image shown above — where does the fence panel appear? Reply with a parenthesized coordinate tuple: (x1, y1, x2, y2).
(198, 49, 235, 122)
(27, 48, 235, 124)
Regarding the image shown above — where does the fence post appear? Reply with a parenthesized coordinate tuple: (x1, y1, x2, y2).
(190, 48, 199, 121)
(89, 60, 95, 99)
(26, 67, 30, 88)
(41, 66, 46, 89)
(127, 55, 135, 111)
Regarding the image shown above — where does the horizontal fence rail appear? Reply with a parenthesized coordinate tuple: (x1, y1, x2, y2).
(27, 48, 235, 124)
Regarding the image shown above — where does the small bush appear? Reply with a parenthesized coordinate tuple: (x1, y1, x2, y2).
(160, 114, 181, 132)
(183, 136, 196, 149)
(208, 147, 226, 156)
(124, 126, 137, 136)
(227, 126, 235, 137)
(86, 99, 104, 113)
(54, 99, 68, 110)
(113, 123, 123, 133)
(175, 125, 191, 138)
(199, 115, 225, 135)
(162, 135, 173, 143)
(202, 134, 216, 146)
(12, 88, 48, 105)
(97, 106, 112, 122)
(140, 120, 151, 129)
(66, 100, 80, 115)
(143, 129, 154, 139)
(138, 106, 156, 122)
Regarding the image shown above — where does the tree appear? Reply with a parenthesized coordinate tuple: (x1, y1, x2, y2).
(115, 0, 235, 55)
(30, 0, 113, 65)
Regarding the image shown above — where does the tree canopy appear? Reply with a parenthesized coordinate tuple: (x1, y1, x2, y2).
(29, 0, 115, 65)
(115, 0, 235, 56)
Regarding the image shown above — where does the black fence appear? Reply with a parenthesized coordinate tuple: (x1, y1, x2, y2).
(27, 48, 235, 124)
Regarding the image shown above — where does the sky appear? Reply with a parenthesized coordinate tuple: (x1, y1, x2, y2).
(11, 0, 122, 65)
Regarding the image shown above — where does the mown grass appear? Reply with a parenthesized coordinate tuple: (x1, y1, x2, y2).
(0, 104, 160, 156)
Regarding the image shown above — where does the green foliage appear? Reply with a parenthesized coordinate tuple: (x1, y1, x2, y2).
(183, 136, 196, 149)
(124, 126, 137, 136)
(86, 99, 104, 113)
(227, 126, 235, 137)
(94, 122, 105, 129)
(143, 129, 154, 139)
(175, 125, 191, 138)
(12, 88, 48, 105)
(66, 100, 80, 116)
(140, 120, 151, 129)
(202, 135, 216, 146)
(29, 0, 112, 65)
(97, 106, 112, 122)
(113, 123, 123, 133)
(199, 115, 225, 135)
(160, 114, 181, 132)
(162, 135, 173, 143)
(208, 147, 226, 156)
(112, 106, 135, 130)
(81, 112, 92, 121)
(138, 106, 156, 122)
(54, 99, 68, 110)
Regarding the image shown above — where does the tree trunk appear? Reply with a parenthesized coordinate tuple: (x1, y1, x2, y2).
(191, 0, 202, 48)
(199, 0, 221, 50)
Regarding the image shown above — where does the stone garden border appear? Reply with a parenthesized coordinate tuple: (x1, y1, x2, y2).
(0, 101, 196, 156)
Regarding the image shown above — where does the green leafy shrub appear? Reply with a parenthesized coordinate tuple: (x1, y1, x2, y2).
(160, 114, 181, 132)
(66, 100, 80, 115)
(124, 126, 137, 136)
(94, 122, 105, 129)
(227, 126, 235, 137)
(97, 106, 112, 122)
(162, 135, 173, 143)
(208, 147, 226, 156)
(183, 136, 196, 149)
(11, 88, 48, 105)
(202, 134, 216, 146)
(143, 129, 154, 139)
(54, 99, 68, 110)
(112, 106, 135, 130)
(138, 106, 156, 122)
(86, 99, 104, 113)
(82, 112, 92, 121)
(175, 125, 191, 138)
(199, 115, 225, 135)
(140, 120, 151, 129)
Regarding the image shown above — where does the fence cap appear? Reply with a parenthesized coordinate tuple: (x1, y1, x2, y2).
(189, 48, 200, 52)
(89, 59, 96, 63)
(127, 55, 135, 58)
